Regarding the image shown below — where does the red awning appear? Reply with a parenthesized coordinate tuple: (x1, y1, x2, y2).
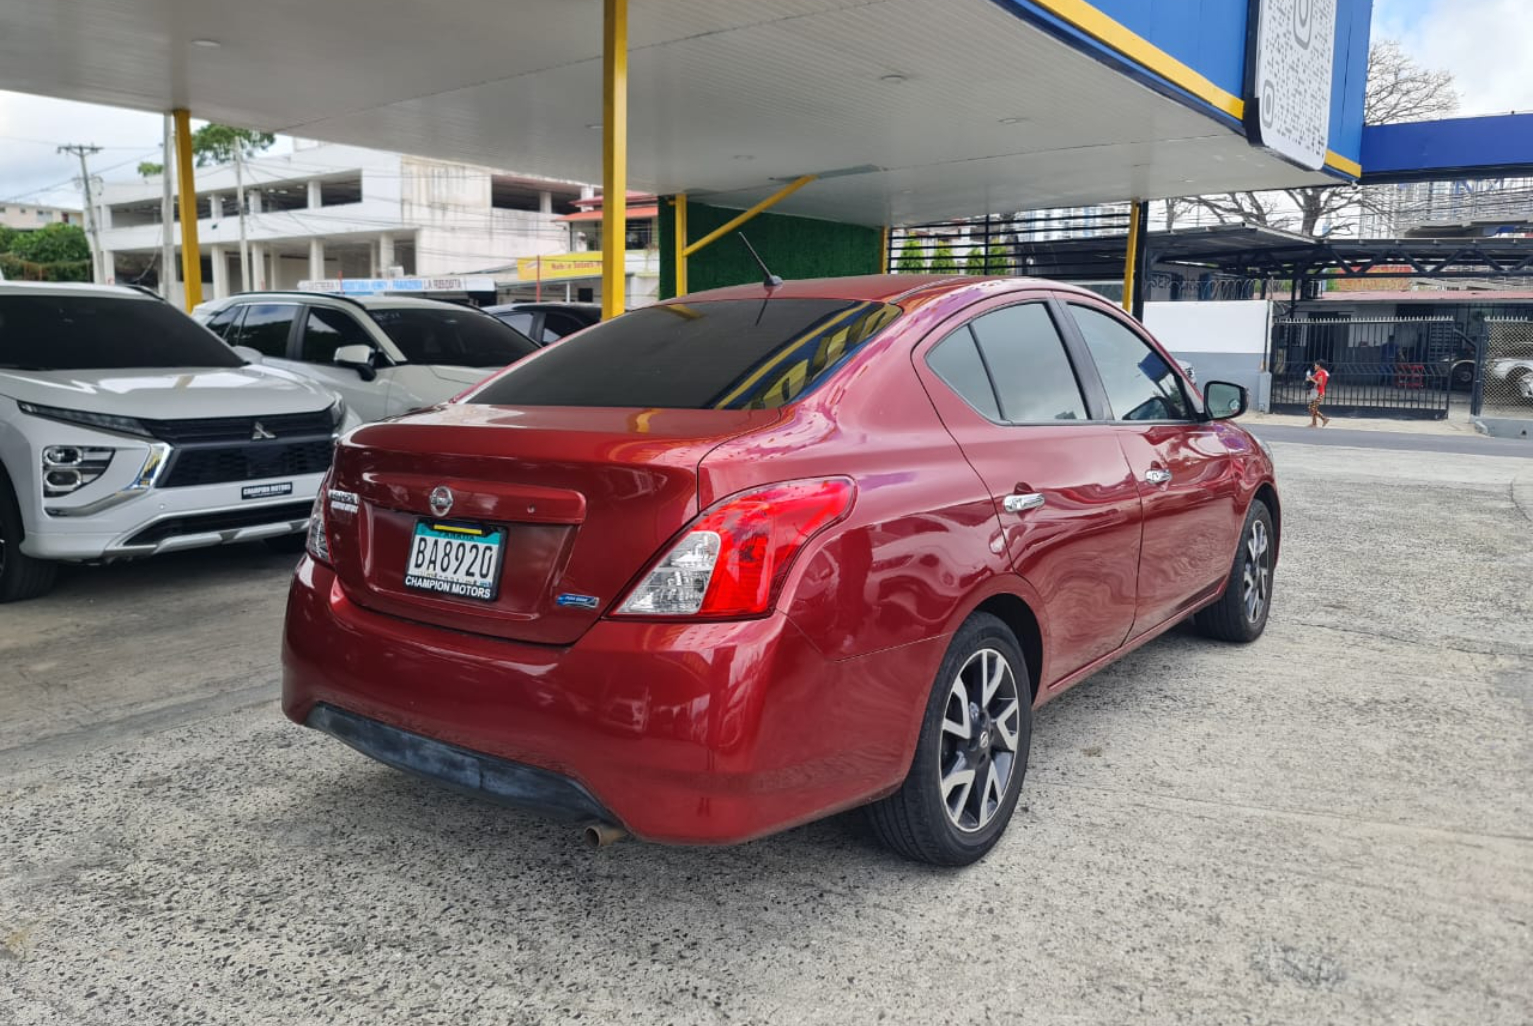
(556, 205, 659, 223)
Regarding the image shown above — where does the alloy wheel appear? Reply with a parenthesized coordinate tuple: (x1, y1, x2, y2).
(938, 648, 1023, 833)
(1241, 518, 1272, 623)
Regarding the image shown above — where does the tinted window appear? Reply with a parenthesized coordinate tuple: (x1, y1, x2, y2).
(301, 307, 373, 363)
(369, 307, 537, 367)
(969, 304, 1087, 422)
(232, 303, 299, 358)
(496, 311, 535, 336)
(205, 304, 244, 341)
(0, 295, 243, 370)
(542, 312, 585, 340)
(1069, 304, 1190, 421)
(927, 328, 1001, 421)
(471, 299, 901, 409)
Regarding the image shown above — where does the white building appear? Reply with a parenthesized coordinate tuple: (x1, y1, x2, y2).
(95, 142, 588, 303)
(0, 202, 80, 231)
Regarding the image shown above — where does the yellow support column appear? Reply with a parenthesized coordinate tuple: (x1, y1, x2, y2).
(673, 193, 688, 297)
(173, 109, 203, 310)
(601, 0, 628, 321)
(1120, 200, 1142, 315)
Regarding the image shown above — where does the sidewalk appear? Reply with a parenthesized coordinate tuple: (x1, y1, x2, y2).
(1242, 410, 1477, 437)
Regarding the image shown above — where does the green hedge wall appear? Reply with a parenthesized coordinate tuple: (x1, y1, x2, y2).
(658, 198, 883, 300)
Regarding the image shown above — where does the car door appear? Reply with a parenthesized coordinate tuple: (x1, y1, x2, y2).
(1061, 299, 1245, 636)
(914, 297, 1143, 687)
(291, 305, 394, 422)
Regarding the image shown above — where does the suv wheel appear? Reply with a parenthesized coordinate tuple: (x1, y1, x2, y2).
(0, 471, 58, 603)
(867, 612, 1033, 866)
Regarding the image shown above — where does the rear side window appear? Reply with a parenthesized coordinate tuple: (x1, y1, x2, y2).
(0, 295, 244, 370)
(369, 307, 537, 367)
(969, 304, 1087, 422)
(470, 299, 901, 409)
(1069, 304, 1189, 421)
(927, 329, 1002, 421)
(232, 303, 298, 358)
(301, 307, 373, 363)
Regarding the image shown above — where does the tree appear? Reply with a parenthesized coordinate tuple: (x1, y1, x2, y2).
(134, 124, 277, 178)
(965, 244, 1009, 275)
(894, 237, 926, 273)
(1187, 41, 1458, 237)
(0, 223, 91, 281)
(928, 242, 959, 274)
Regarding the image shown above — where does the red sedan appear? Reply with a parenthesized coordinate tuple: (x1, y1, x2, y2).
(283, 274, 1279, 865)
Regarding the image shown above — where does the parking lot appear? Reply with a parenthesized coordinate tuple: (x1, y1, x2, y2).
(2, 436, 1530, 1025)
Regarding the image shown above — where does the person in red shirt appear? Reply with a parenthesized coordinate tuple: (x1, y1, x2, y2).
(1306, 361, 1331, 427)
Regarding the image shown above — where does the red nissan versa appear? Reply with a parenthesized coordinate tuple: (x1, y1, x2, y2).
(282, 274, 1279, 865)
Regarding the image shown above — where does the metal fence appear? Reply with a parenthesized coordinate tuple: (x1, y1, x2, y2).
(1270, 315, 1457, 419)
(1481, 317, 1533, 416)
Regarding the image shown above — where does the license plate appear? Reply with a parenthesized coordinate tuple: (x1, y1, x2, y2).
(404, 520, 505, 602)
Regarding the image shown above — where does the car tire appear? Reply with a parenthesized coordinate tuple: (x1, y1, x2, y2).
(0, 469, 58, 603)
(263, 532, 309, 555)
(1192, 499, 1274, 643)
(866, 612, 1033, 866)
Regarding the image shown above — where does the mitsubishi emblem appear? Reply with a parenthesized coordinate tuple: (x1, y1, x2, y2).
(251, 421, 276, 441)
(429, 486, 454, 518)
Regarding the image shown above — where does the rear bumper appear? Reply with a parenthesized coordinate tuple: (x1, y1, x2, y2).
(282, 558, 941, 844)
(306, 703, 616, 824)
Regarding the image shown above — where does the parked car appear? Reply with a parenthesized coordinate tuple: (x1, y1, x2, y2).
(0, 282, 357, 602)
(194, 293, 539, 422)
(1486, 356, 1533, 402)
(485, 302, 602, 345)
(283, 275, 1279, 865)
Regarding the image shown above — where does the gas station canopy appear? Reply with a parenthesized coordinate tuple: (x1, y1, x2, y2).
(0, 0, 1372, 226)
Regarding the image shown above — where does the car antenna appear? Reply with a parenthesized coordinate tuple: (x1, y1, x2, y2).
(738, 232, 782, 288)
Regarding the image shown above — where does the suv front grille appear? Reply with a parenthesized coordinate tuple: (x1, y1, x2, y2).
(143, 410, 334, 445)
(160, 439, 335, 488)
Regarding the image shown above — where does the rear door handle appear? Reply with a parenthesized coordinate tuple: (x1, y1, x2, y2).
(1003, 492, 1046, 513)
(1145, 468, 1172, 485)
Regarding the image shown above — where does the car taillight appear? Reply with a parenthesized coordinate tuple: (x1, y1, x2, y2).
(616, 478, 855, 619)
(306, 488, 332, 566)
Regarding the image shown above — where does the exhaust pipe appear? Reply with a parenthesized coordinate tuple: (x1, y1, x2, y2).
(582, 822, 628, 848)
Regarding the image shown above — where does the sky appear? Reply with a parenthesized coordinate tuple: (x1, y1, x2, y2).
(2, 0, 1530, 212)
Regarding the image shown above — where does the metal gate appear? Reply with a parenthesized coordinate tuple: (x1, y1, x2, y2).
(1270, 315, 1455, 419)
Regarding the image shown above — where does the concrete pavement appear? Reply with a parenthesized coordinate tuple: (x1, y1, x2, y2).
(1, 443, 1529, 1025)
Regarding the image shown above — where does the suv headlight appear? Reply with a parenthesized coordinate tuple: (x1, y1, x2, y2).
(42, 445, 115, 497)
(18, 401, 153, 439)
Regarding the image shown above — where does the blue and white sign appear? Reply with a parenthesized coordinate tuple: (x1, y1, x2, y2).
(1246, 0, 1336, 172)
(298, 276, 496, 295)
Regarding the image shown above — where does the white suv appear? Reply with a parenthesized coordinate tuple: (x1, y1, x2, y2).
(0, 282, 356, 602)
(194, 293, 538, 422)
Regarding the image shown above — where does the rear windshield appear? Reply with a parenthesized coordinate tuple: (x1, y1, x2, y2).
(469, 298, 901, 409)
(0, 294, 244, 370)
(367, 307, 538, 367)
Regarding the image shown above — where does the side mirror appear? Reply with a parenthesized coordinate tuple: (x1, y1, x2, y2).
(232, 344, 263, 363)
(333, 344, 378, 382)
(1204, 380, 1247, 420)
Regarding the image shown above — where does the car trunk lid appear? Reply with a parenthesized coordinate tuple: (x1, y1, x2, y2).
(326, 402, 782, 645)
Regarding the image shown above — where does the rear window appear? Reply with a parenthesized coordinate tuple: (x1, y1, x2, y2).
(368, 307, 537, 367)
(0, 294, 244, 371)
(469, 299, 901, 409)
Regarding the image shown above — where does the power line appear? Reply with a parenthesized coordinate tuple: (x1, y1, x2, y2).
(57, 143, 104, 282)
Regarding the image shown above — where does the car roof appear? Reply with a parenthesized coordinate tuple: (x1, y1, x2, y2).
(674, 274, 1103, 307)
(485, 302, 601, 314)
(0, 280, 161, 300)
(216, 291, 483, 312)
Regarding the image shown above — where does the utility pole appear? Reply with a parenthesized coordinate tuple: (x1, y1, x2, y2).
(160, 115, 177, 302)
(234, 144, 251, 292)
(58, 143, 104, 282)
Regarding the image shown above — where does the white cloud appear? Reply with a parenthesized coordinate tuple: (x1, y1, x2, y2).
(1375, 0, 1533, 118)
